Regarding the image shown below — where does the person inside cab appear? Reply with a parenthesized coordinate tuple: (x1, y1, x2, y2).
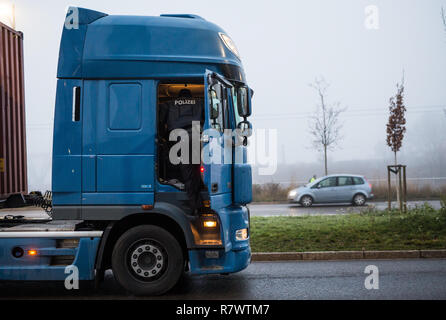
(159, 88, 208, 215)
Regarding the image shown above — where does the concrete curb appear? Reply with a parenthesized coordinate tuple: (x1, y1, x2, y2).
(252, 250, 446, 261)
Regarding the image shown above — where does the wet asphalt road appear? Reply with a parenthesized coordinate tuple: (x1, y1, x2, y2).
(0, 202, 444, 300)
(0, 200, 441, 220)
(1, 259, 445, 300)
(248, 200, 442, 217)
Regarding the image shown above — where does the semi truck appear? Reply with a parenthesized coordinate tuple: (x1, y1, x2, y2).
(0, 7, 253, 295)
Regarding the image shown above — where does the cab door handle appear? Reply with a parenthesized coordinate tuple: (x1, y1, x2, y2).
(72, 86, 81, 122)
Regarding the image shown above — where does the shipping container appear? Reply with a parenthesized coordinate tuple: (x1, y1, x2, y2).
(0, 21, 27, 200)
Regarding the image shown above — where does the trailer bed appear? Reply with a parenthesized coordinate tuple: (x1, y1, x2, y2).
(0, 207, 84, 232)
(0, 207, 50, 220)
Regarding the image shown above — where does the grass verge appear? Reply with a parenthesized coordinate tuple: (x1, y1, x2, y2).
(250, 204, 446, 252)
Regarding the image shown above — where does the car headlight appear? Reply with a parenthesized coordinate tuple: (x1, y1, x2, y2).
(288, 190, 297, 198)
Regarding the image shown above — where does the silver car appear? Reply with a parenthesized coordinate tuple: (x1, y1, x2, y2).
(287, 174, 374, 207)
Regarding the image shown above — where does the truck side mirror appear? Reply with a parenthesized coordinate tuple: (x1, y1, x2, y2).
(237, 87, 252, 118)
(247, 87, 253, 117)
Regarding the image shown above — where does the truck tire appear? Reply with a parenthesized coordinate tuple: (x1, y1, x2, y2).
(111, 225, 184, 296)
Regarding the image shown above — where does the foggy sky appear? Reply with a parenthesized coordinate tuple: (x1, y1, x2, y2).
(2, 0, 445, 190)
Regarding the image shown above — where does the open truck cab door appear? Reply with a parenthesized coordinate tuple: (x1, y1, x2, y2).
(186, 70, 252, 275)
(202, 71, 234, 205)
(202, 70, 253, 209)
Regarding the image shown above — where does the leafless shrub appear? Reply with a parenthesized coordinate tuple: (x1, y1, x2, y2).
(252, 183, 295, 202)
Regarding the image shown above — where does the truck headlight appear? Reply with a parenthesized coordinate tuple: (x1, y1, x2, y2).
(235, 228, 248, 241)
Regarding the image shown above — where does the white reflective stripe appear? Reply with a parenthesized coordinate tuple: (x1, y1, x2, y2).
(0, 231, 103, 239)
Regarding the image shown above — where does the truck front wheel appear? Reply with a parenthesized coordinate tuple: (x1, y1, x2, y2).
(111, 225, 184, 296)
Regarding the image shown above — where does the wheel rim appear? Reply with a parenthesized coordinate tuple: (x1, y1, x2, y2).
(302, 196, 312, 206)
(127, 239, 167, 281)
(355, 195, 365, 205)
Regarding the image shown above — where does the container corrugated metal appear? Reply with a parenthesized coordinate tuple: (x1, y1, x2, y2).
(0, 21, 27, 199)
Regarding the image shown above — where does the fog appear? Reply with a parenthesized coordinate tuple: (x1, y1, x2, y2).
(2, 0, 445, 190)
(254, 109, 446, 185)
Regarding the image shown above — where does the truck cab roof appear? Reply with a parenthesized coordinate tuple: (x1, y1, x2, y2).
(57, 7, 245, 82)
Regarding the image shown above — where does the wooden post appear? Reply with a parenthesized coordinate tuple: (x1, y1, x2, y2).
(403, 166, 407, 212)
(387, 166, 391, 210)
(398, 166, 403, 211)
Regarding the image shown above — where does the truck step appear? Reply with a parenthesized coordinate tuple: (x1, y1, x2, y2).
(56, 238, 79, 248)
(50, 255, 75, 266)
(0, 220, 83, 232)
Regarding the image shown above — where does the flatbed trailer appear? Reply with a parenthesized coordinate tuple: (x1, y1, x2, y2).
(0, 207, 50, 220)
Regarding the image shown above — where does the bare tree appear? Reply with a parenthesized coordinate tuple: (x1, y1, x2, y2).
(309, 77, 346, 176)
(386, 75, 406, 203)
(442, 7, 446, 33)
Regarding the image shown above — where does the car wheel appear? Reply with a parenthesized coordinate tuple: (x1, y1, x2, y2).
(300, 195, 313, 207)
(353, 194, 366, 206)
(112, 225, 184, 296)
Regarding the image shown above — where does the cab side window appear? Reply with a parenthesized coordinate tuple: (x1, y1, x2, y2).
(222, 87, 230, 129)
(353, 177, 365, 185)
(208, 83, 225, 132)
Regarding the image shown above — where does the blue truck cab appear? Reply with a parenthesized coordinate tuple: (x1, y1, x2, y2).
(0, 7, 253, 295)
